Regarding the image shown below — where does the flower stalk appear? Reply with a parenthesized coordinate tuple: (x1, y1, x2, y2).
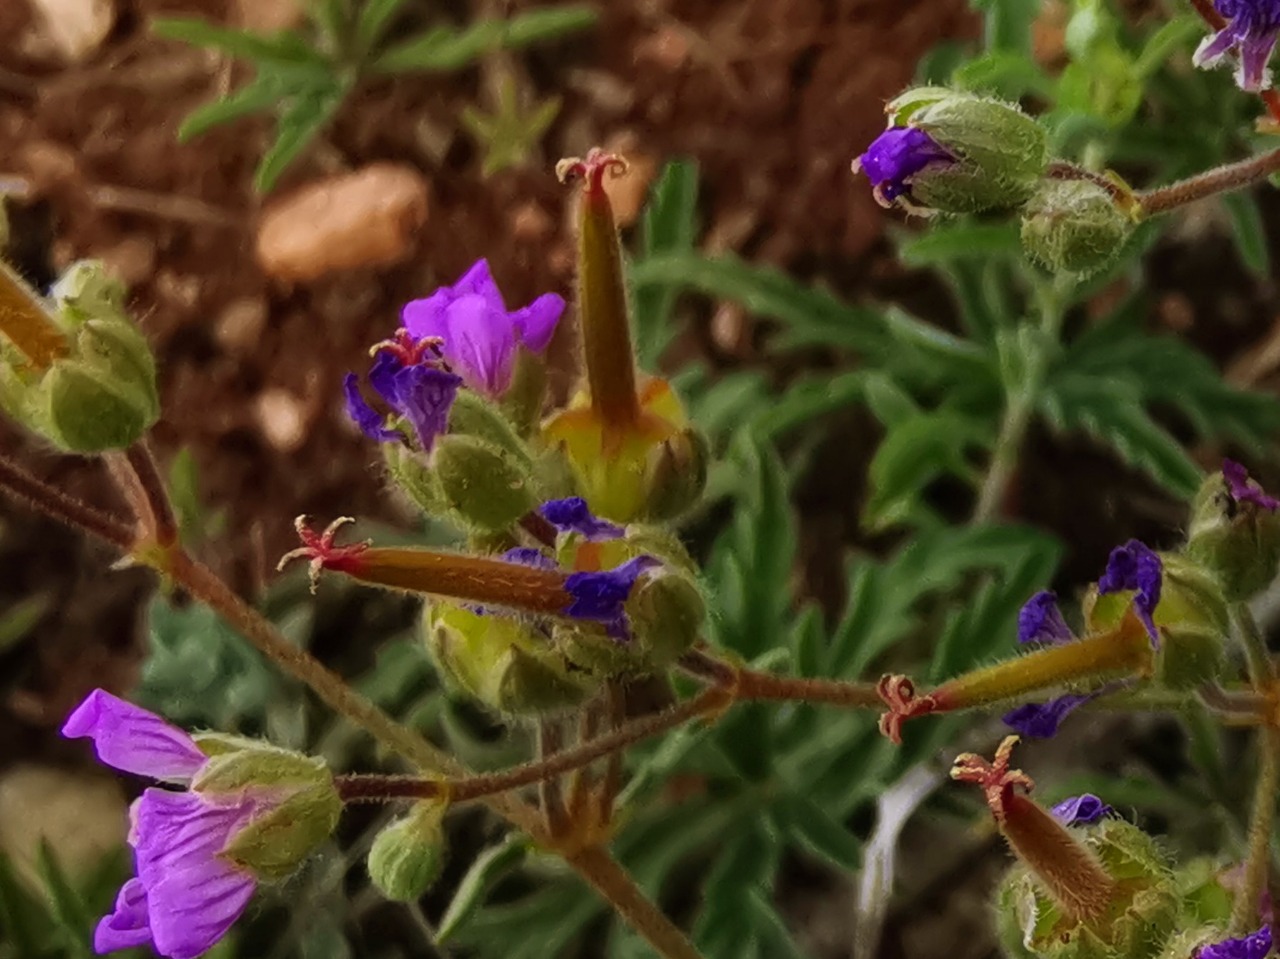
(0, 260, 69, 371)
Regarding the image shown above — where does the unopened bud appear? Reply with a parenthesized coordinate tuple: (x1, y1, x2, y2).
(0, 261, 158, 452)
(1186, 466, 1280, 600)
(367, 800, 448, 902)
(640, 426, 708, 522)
(433, 435, 538, 533)
(426, 603, 597, 715)
(447, 389, 533, 462)
(1020, 179, 1135, 276)
(626, 569, 705, 666)
(383, 441, 448, 516)
(858, 89, 1048, 214)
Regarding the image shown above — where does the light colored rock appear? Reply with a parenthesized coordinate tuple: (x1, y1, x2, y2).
(216, 297, 269, 355)
(233, 0, 303, 32)
(25, 0, 116, 63)
(255, 164, 430, 283)
(96, 235, 156, 287)
(0, 764, 127, 889)
(255, 388, 308, 451)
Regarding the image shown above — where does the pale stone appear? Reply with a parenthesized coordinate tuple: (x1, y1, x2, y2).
(0, 764, 126, 889)
(215, 297, 268, 354)
(233, 0, 303, 32)
(255, 164, 430, 283)
(25, 0, 116, 63)
(255, 388, 308, 451)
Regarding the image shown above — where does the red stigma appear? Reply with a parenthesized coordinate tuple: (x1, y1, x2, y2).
(278, 515, 370, 592)
(371, 330, 446, 369)
(556, 148, 629, 196)
(876, 674, 938, 744)
(950, 736, 1035, 825)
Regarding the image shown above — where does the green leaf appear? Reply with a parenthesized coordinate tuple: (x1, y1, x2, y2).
(253, 89, 346, 192)
(973, 0, 1040, 53)
(773, 792, 863, 873)
(1221, 191, 1270, 278)
(1039, 374, 1203, 497)
(0, 851, 50, 956)
(630, 252, 891, 355)
(177, 75, 286, 141)
(153, 18, 326, 65)
(897, 221, 1022, 267)
(372, 7, 595, 74)
(436, 836, 528, 942)
(36, 842, 93, 958)
(632, 159, 699, 367)
(788, 604, 825, 678)
(0, 592, 50, 653)
(497, 4, 599, 46)
(951, 50, 1052, 98)
(356, 0, 412, 54)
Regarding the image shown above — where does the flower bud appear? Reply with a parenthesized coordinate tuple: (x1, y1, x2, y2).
(1020, 179, 1135, 276)
(994, 817, 1180, 959)
(857, 89, 1048, 214)
(639, 425, 709, 522)
(187, 741, 341, 883)
(625, 568, 705, 666)
(448, 389, 533, 463)
(1084, 553, 1228, 689)
(432, 434, 538, 533)
(367, 800, 448, 902)
(1186, 464, 1280, 601)
(0, 261, 159, 452)
(382, 441, 448, 516)
(426, 602, 597, 715)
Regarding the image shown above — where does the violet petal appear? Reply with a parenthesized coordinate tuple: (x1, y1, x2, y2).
(61, 689, 206, 783)
(1197, 925, 1273, 959)
(564, 555, 660, 640)
(392, 365, 462, 452)
(1017, 591, 1074, 645)
(1050, 794, 1113, 827)
(540, 497, 624, 541)
(343, 373, 399, 443)
(1097, 539, 1163, 647)
(1002, 693, 1094, 739)
(1224, 459, 1280, 510)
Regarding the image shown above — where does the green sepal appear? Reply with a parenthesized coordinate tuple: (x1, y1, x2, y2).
(1020, 179, 1135, 277)
(1185, 469, 1280, 601)
(367, 800, 448, 902)
(499, 348, 548, 438)
(639, 425, 709, 522)
(433, 434, 538, 532)
(906, 92, 1048, 212)
(191, 748, 331, 798)
(626, 569, 705, 667)
(383, 441, 448, 516)
(220, 783, 342, 883)
(447, 389, 533, 464)
(426, 602, 597, 715)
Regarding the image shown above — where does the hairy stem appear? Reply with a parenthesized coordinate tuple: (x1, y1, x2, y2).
(336, 687, 728, 806)
(0, 453, 133, 549)
(972, 274, 1071, 524)
(124, 441, 178, 546)
(679, 648, 882, 707)
(1231, 726, 1280, 935)
(539, 720, 569, 837)
(568, 846, 705, 959)
(1138, 147, 1280, 216)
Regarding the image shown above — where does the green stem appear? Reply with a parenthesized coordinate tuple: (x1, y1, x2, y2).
(972, 274, 1072, 524)
(1233, 603, 1276, 689)
(1231, 726, 1280, 935)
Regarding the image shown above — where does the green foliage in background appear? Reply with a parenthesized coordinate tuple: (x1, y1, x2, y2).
(156, 0, 596, 191)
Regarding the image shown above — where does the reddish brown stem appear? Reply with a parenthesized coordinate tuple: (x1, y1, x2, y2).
(124, 441, 178, 546)
(1138, 147, 1280, 216)
(0, 453, 133, 549)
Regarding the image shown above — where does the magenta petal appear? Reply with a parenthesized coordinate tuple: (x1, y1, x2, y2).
(511, 292, 565, 353)
(442, 294, 515, 395)
(148, 862, 256, 959)
(130, 789, 259, 959)
(61, 690, 205, 782)
(1195, 27, 1239, 66)
(1238, 33, 1278, 88)
(94, 878, 153, 953)
(450, 258, 506, 311)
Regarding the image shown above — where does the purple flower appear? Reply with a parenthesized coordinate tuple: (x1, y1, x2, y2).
(501, 546, 559, 570)
(1097, 539, 1163, 647)
(344, 338, 463, 452)
(402, 259, 564, 397)
(1224, 459, 1280, 511)
(62, 690, 262, 959)
(1194, 0, 1280, 90)
(1003, 693, 1095, 739)
(1018, 591, 1075, 645)
(1050, 793, 1113, 826)
(540, 497, 624, 541)
(1198, 925, 1273, 959)
(853, 127, 953, 207)
(565, 555, 660, 640)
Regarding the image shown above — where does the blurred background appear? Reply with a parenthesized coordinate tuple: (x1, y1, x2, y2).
(2, 0, 1279, 957)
